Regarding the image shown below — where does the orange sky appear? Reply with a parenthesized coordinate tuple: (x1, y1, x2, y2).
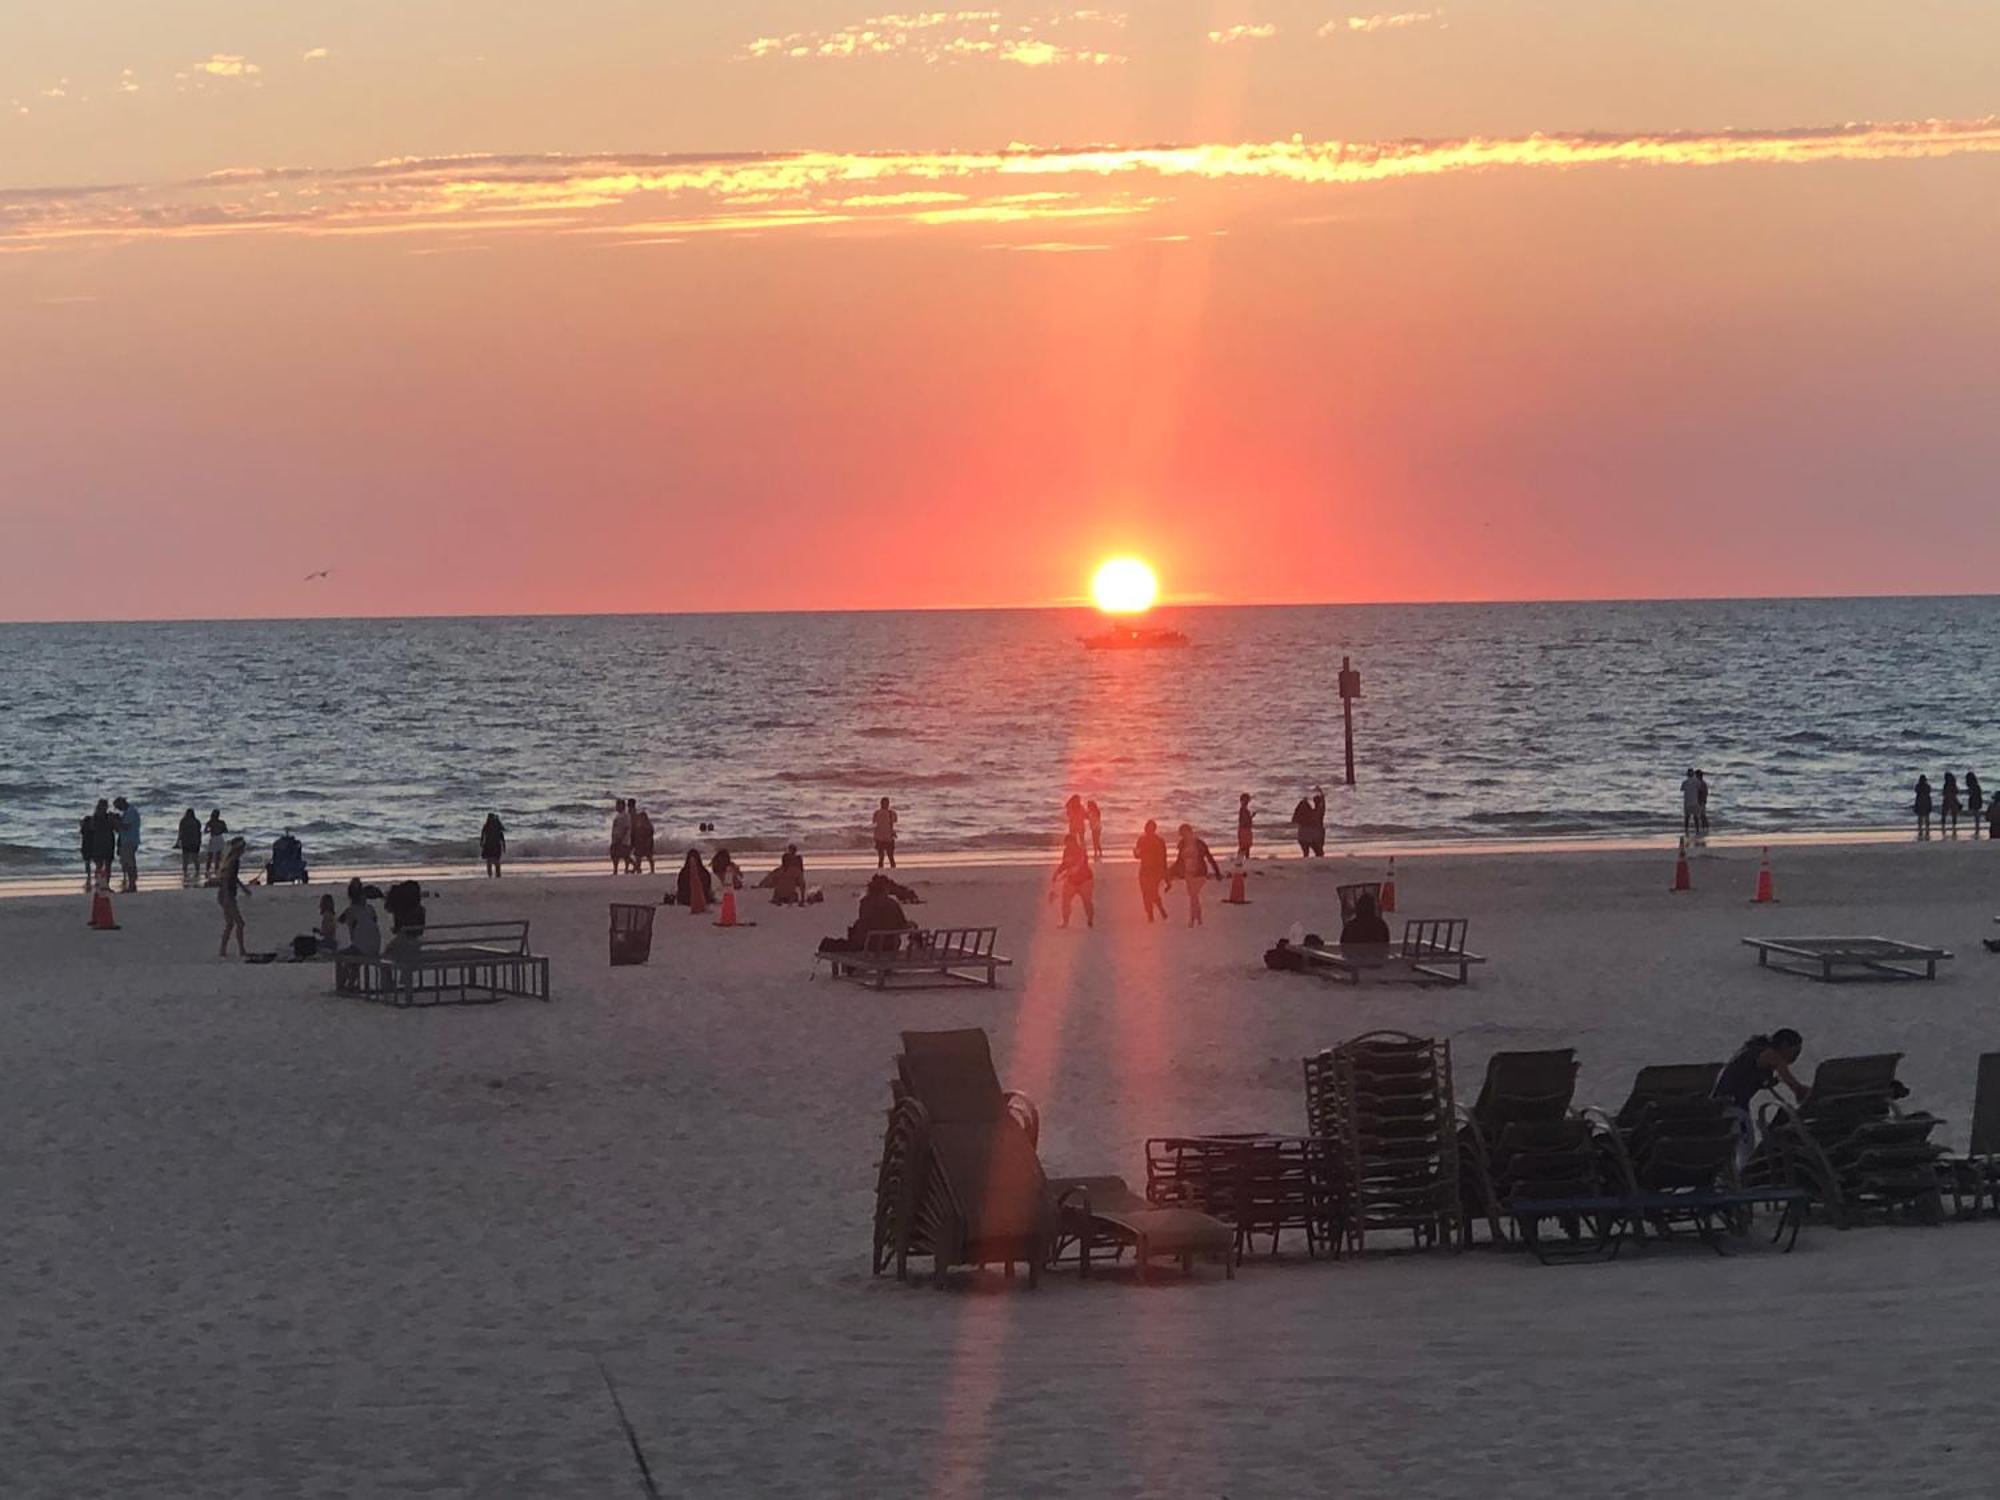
(3, 4, 1999, 619)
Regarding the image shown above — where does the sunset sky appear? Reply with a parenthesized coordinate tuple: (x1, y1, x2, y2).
(3, 2, 1998, 620)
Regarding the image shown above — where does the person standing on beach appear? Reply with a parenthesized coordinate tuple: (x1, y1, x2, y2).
(176, 808, 202, 884)
(1085, 799, 1103, 861)
(216, 836, 254, 958)
(1914, 775, 1933, 840)
(1170, 823, 1222, 928)
(78, 813, 95, 893)
(1050, 830, 1095, 929)
(610, 799, 631, 874)
(204, 809, 227, 879)
(1941, 773, 1961, 837)
(480, 813, 506, 877)
(1680, 770, 1700, 840)
(1694, 771, 1711, 840)
(1293, 787, 1326, 858)
(873, 798, 898, 869)
(112, 796, 141, 893)
(87, 799, 117, 890)
(1966, 772, 1985, 840)
(631, 803, 655, 874)
(1133, 819, 1170, 922)
(1236, 794, 1255, 859)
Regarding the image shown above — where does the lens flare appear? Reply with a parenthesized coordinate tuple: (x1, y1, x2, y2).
(1091, 557, 1159, 615)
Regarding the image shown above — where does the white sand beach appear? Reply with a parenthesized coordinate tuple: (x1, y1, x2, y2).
(7, 839, 2000, 1497)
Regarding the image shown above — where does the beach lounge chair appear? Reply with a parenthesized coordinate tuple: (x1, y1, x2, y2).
(1296, 919, 1486, 987)
(818, 926, 1013, 990)
(1746, 1054, 1946, 1226)
(1144, 1134, 1340, 1260)
(1048, 1176, 1236, 1280)
(334, 919, 550, 1006)
(1457, 1049, 1580, 1245)
(1941, 1053, 2000, 1217)
(1304, 1031, 1461, 1253)
(1741, 935, 1952, 982)
(875, 1029, 1054, 1286)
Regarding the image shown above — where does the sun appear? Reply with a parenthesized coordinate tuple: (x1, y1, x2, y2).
(1091, 557, 1159, 615)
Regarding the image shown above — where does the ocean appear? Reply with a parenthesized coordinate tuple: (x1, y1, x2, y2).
(2, 598, 1996, 878)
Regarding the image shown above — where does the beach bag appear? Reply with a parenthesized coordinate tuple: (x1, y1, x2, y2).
(291, 935, 320, 960)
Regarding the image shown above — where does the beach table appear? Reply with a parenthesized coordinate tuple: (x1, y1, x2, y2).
(1741, 936, 1952, 983)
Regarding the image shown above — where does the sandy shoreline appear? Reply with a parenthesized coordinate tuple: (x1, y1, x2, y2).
(8, 840, 2000, 1495)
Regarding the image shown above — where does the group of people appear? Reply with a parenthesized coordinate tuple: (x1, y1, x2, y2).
(1913, 772, 1993, 839)
(77, 802, 234, 893)
(1679, 770, 1713, 842)
(609, 799, 657, 874)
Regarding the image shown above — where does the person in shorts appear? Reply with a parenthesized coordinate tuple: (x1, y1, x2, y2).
(872, 797, 898, 870)
(610, 798, 631, 874)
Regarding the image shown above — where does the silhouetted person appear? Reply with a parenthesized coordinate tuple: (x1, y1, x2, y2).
(610, 799, 630, 873)
(873, 798, 898, 869)
(1133, 819, 1170, 923)
(1236, 793, 1255, 858)
(177, 808, 202, 883)
(1967, 772, 1985, 840)
(204, 808, 227, 878)
(1169, 823, 1222, 927)
(1695, 770, 1710, 838)
(480, 813, 506, 877)
(1915, 775, 1933, 840)
(216, 836, 254, 958)
(1340, 890, 1391, 945)
(1941, 773, 1961, 837)
(1086, 799, 1103, 861)
(711, 847, 743, 889)
(1293, 787, 1326, 858)
(631, 803, 655, 874)
(78, 813, 93, 893)
(1681, 769, 1700, 839)
(1714, 1028, 1807, 1170)
(769, 844, 807, 905)
(1051, 830, 1095, 929)
(339, 878, 381, 958)
(87, 799, 116, 890)
(675, 849, 714, 911)
(851, 874, 912, 946)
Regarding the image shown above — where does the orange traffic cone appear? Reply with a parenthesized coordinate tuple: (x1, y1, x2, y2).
(1671, 840, 1692, 893)
(1752, 848, 1777, 904)
(715, 886, 739, 927)
(89, 885, 119, 930)
(1380, 858, 1397, 914)
(1224, 863, 1249, 905)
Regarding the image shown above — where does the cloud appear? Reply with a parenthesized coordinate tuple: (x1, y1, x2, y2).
(1208, 23, 1278, 45)
(302, 47, 332, 63)
(4, 119, 1997, 250)
(744, 10, 1127, 66)
(186, 54, 261, 81)
(119, 69, 140, 95)
(1325, 11, 1440, 35)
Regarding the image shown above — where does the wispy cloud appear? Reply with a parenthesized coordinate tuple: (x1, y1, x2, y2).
(744, 10, 1127, 66)
(1207, 23, 1278, 45)
(302, 47, 332, 64)
(1325, 10, 1441, 35)
(188, 54, 261, 79)
(4, 119, 1997, 250)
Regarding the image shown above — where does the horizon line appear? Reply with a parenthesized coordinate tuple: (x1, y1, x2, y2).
(3, 588, 1997, 629)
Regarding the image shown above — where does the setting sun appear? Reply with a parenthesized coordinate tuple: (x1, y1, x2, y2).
(1091, 558, 1159, 615)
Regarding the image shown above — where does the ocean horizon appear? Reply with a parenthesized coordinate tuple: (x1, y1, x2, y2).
(5, 596, 1996, 878)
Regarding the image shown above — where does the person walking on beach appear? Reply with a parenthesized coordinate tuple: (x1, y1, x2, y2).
(873, 798, 898, 870)
(176, 808, 202, 884)
(631, 803, 656, 874)
(1694, 771, 1711, 840)
(1967, 772, 1985, 840)
(1086, 799, 1103, 861)
(1680, 770, 1701, 840)
(1050, 830, 1095, 929)
(1914, 775, 1933, 840)
(1941, 773, 1961, 837)
(480, 813, 506, 877)
(204, 809, 227, 879)
(112, 796, 141, 893)
(1713, 1028, 1807, 1171)
(216, 836, 254, 958)
(1169, 823, 1222, 928)
(1236, 794, 1255, 859)
(1133, 819, 1170, 922)
(610, 799, 631, 873)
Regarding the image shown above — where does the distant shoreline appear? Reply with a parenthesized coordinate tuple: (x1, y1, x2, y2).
(0, 824, 1935, 900)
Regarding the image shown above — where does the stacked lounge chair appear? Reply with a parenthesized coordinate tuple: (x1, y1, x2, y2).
(1746, 1054, 1946, 1226)
(1942, 1052, 2000, 1217)
(1457, 1049, 1593, 1248)
(1304, 1031, 1461, 1253)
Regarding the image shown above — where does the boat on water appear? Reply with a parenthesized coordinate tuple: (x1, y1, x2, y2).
(1081, 623, 1190, 651)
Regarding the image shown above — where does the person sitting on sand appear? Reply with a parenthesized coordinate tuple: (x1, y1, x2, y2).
(674, 849, 714, 911)
(1134, 819, 1170, 923)
(1340, 890, 1391, 945)
(1713, 1028, 1808, 1169)
(338, 879, 382, 958)
(710, 847, 744, 891)
(765, 844, 807, 905)
(480, 813, 506, 877)
(216, 836, 255, 959)
(1050, 830, 1095, 929)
